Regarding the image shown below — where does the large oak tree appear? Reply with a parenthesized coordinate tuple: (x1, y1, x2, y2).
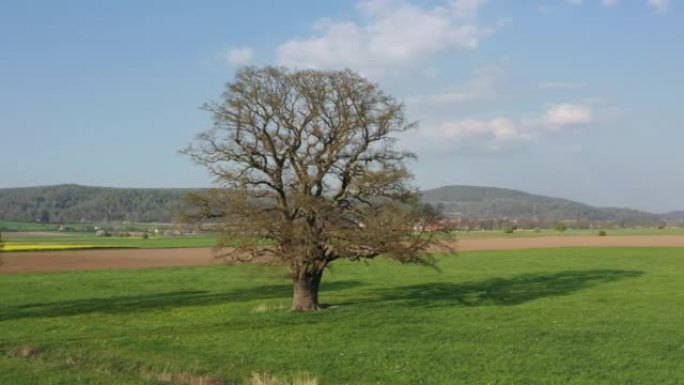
(183, 67, 443, 311)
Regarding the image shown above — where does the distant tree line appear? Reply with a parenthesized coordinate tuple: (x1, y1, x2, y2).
(419, 201, 666, 230)
(0, 185, 198, 223)
(0, 184, 675, 227)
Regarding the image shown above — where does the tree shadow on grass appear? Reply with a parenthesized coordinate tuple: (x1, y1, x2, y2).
(0, 270, 645, 321)
(0, 280, 363, 321)
(367, 269, 644, 308)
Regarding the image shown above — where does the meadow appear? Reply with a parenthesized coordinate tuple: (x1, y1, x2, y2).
(452, 227, 684, 239)
(3, 226, 684, 253)
(1, 247, 683, 384)
(0, 220, 159, 233)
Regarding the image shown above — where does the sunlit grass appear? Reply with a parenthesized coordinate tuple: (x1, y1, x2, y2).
(2, 248, 684, 384)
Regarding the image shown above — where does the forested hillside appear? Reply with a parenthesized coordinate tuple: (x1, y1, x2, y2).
(660, 211, 684, 224)
(0, 185, 198, 223)
(420, 185, 663, 227)
(0, 184, 675, 226)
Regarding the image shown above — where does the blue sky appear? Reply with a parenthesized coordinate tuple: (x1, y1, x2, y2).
(0, 0, 681, 212)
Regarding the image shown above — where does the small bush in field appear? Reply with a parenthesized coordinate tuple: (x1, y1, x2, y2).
(553, 222, 568, 232)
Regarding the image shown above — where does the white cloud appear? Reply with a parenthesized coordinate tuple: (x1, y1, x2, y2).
(543, 103, 593, 126)
(224, 47, 254, 66)
(416, 102, 596, 151)
(565, 0, 670, 11)
(517, 103, 595, 134)
(277, 0, 492, 74)
(490, 118, 520, 141)
(425, 117, 527, 143)
(450, 0, 489, 19)
(648, 0, 671, 13)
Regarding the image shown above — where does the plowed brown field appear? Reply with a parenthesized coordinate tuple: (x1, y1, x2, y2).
(3, 235, 684, 274)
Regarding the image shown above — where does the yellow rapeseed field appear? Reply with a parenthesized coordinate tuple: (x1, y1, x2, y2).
(2, 244, 99, 252)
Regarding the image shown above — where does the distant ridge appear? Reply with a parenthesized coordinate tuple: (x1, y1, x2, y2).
(0, 184, 675, 226)
(0, 184, 200, 223)
(660, 211, 684, 224)
(420, 185, 663, 226)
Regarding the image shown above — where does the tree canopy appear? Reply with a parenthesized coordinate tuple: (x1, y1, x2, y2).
(183, 66, 443, 311)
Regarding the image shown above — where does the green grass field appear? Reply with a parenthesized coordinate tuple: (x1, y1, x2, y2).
(0, 220, 162, 233)
(452, 227, 684, 239)
(0, 220, 61, 232)
(2, 247, 684, 384)
(3, 226, 684, 253)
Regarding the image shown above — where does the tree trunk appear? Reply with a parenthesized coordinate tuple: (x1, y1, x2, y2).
(291, 270, 324, 311)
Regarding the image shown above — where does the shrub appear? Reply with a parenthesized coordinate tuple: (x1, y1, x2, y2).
(503, 227, 515, 234)
(598, 230, 607, 236)
(553, 222, 568, 232)
(142, 233, 149, 239)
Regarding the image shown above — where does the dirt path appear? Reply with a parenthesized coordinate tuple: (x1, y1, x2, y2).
(3, 235, 684, 274)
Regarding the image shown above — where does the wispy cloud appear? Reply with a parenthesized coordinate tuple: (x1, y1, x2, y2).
(543, 103, 593, 127)
(415, 102, 600, 152)
(563, 0, 670, 11)
(425, 117, 529, 143)
(223, 47, 254, 66)
(648, 0, 671, 13)
(407, 64, 502, 105)
(276, 0, 494, 75)
(600, 0, 619, 7)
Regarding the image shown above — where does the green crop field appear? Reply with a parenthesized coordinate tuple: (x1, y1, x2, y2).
(3, 226, 684, 253)
(452, 227, 684, 239)
(0, 221, 61, 232)
(1, 247, 683, 384)
(0, 221, 159, 233)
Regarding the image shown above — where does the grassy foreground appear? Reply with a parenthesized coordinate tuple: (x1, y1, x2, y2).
(1, 248, 684, 384)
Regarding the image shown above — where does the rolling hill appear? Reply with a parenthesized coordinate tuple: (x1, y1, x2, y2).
(660, 211, 684, 224)
(421, 185, 663, 226)
(0, 184, 674, 226)
(0, 184, 197, 223)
